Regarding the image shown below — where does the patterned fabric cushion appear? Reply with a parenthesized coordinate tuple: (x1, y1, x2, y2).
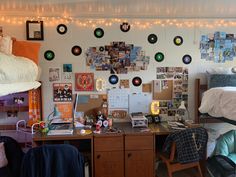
(0, 142, 8, 168)
(207, 74, 236, 89)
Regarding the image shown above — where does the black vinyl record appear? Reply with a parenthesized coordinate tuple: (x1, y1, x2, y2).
(154, 52, 164, 62)
(120, 22, 130, 32)
(71, 46, 82, 56)
(94, 28, 104, 38)
(57, 24, 67, 35)
(99, 46, 105, 52)
(182, 54, 192, 64)
(132, 77, 142, 87)
(44, 50, 55, 61)
(173, 36, 183, 46)
(148, 34, 158, 44)
(109, 75, 119, 85)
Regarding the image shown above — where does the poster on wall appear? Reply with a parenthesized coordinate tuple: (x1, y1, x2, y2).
(85, 41, 150, 74)
(200, 31, 236, 63)
(49, 67, 61, 82)
(53, 83, 72, 102)
(75, 73, 94, 91)
(62, 64, 72, 81)
(56, 103, 73, 119)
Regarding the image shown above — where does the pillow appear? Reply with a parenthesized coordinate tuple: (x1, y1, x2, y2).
(207, 74, 236, 89)
(12, 40, 41, 64)
(0, 36, 12, 55)
(206, 67, 232, 74)
(0, 142, 8, 168)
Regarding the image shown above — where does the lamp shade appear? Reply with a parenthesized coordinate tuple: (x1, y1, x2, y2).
(178, 101, 186, 110)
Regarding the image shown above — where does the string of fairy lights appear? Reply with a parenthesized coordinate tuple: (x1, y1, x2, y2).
(1, 16, 236, 29)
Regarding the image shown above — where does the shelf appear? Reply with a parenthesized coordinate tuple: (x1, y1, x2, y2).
(0, 106, 29, 112)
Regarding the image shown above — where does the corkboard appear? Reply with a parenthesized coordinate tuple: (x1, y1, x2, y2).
(75, 94, 107, 116)
(153, 80, 173, 100)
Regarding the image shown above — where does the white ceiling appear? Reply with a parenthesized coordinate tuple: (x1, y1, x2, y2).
(1, 0, 236, 19)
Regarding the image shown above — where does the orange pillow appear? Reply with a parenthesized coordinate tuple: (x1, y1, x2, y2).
(12, 40, 41, 65)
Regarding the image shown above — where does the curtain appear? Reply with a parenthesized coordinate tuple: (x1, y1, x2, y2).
(28, 88, 41, 125)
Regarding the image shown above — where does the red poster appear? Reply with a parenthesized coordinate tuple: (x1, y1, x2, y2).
(75, 73, 94, 91)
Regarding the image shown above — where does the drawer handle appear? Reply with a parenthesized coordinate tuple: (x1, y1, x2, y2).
(128, 153, 132, 158)
(97, 155, 101, 159)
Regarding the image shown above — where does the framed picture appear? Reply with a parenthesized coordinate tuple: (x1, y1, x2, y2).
(26, 20, 44, 40)
(53, 83, 72, 102)
(75, 73, 94, 91)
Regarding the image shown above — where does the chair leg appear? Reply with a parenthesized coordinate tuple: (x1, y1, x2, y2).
(166, 164, 173, 177)
(197, 163, 203, 177)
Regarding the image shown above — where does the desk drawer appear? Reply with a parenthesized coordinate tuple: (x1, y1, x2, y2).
(125, 135, 154, 150)
(94, 136, 123, 151)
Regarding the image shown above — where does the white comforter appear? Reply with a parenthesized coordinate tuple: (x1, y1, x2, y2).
(0, 52, 40, 96)
(199, 87, 236, 120)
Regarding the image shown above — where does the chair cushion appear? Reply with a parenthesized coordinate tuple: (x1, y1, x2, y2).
(228, 153, 236, 163)
(214, 130, 236, 161)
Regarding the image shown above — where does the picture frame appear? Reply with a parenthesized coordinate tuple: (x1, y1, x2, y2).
(26, 20, 44, 40)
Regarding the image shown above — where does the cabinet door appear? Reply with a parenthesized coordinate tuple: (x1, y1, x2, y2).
(125, 150, 154, 177)
(94, 151, 124, 177)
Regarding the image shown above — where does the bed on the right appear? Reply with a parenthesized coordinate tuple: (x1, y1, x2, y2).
(195, 74, 236, 177)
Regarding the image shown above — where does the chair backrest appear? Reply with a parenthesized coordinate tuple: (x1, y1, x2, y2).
(20, 144, 84, 177)
(163, 127, 208, 164)
(0, 136, 25, 177)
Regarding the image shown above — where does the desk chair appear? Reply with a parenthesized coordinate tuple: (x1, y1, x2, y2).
(158, 127, 208, 177)
(0, 136, 24, 177)
(20, 144, 84, 177)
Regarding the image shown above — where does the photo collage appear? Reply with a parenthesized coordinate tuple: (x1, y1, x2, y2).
(156, 67, 188, 117)
(85, 41, 150, 74)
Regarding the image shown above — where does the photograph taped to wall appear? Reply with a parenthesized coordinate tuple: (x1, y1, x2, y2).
(53, 83, 72, 102)
(63, 64, 72, 72)
(49, 67, 61, 82)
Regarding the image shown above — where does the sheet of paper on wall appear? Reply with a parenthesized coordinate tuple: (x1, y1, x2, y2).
(78, 95, 89, 104)
(153, 80, 161, 92)
(129, 93, 152, 114)
(108, 88, 129, 109)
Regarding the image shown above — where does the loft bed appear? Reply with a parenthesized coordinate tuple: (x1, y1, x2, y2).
(195, 76, 236, 125)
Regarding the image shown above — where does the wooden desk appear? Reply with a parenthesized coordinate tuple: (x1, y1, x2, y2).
(33, 122, 205, 177)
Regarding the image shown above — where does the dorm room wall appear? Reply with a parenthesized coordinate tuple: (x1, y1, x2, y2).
(1, 19, 236, 126)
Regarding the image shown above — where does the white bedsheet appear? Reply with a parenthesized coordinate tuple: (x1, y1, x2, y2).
(0, 52, 38, 83)
(0, 81, 41, 96)
(199, 87, 236, 120)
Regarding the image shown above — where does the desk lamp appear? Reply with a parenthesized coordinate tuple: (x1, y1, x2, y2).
(47, 104, 61, 121)
(177, 101, 189, 122)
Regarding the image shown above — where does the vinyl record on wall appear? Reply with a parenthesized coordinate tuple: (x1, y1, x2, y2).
(148, 34, 158, 44)
(71, 45, 82, 56)
(120, 22, 130, 32)
(57, 24, 67, 35)
(173, 36, 183, 46)
(154, 52, 164, 62)
(99, 46, 105, 52)
(44, 50, 55, 61)
(132, 77, 142, 87)
(182, 54, 192, 64)
(94, 28, 104, 38)
(109, 75, 119, 85)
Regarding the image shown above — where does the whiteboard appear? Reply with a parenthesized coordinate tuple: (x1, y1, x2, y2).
(129, 93, 152, 114)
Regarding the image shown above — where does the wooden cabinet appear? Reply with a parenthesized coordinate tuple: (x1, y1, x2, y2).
(94, 135, 124, 177)
(125, 134, 154, 177)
